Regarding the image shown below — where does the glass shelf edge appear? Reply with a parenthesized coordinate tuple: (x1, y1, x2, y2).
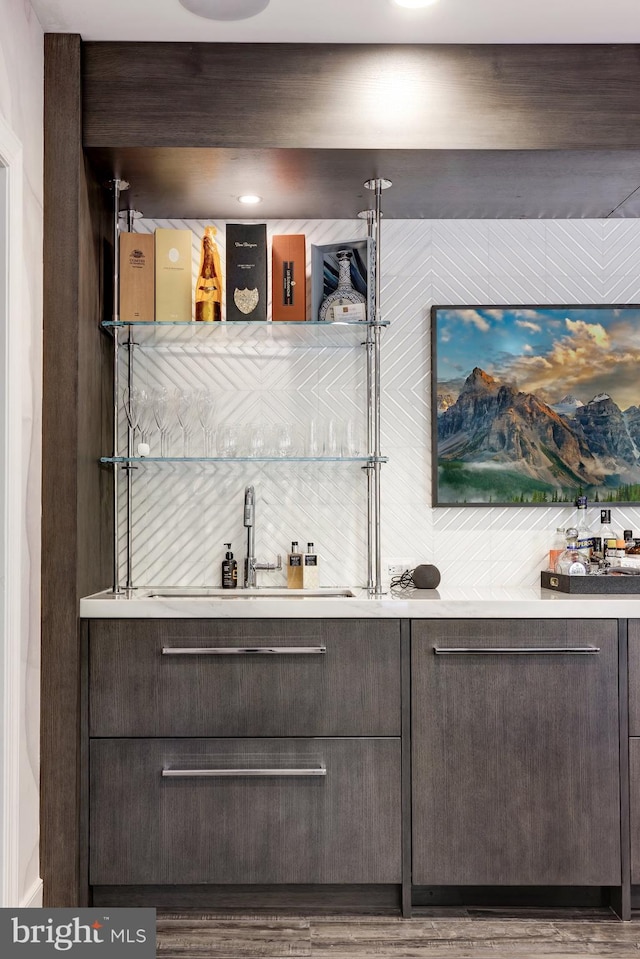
(101, 319, 389, 329)
(100, 456, 387, 464)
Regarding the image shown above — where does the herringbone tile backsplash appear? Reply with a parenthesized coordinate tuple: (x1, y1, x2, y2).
(118, 218, 640, 589)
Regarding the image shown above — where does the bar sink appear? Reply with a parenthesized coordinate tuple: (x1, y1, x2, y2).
(145, 588, 357, 599)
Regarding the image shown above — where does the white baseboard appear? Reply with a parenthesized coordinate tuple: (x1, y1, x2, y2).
(20, 877, 43, 908)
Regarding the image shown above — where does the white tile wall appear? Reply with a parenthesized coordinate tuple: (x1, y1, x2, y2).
(120, 218, 640, 590)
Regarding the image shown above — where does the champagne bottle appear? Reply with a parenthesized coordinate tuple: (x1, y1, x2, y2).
(195, 226, 222, 322)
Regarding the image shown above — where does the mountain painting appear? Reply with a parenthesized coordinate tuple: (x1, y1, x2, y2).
(432, 305, 640, 505)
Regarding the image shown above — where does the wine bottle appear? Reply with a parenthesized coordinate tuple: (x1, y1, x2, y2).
(195, 226, 222, 322)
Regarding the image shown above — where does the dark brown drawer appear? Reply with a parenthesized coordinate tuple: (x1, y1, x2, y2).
(89, 737, 401, 885)
(632, 738, 640, 884)
(89, 618, 400, 737)
(629, 621, 640, 736)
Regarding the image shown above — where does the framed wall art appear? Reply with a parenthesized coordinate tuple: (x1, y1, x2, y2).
(432, 304, 640, 506)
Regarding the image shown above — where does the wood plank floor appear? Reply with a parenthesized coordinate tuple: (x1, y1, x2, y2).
(156, 911, 640, 958)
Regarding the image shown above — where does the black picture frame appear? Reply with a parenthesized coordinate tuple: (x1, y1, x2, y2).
(432, 303, 640, 506)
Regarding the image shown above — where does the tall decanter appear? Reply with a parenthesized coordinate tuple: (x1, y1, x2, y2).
(195, 225, 222, 322)
(319, 248, 366, 322)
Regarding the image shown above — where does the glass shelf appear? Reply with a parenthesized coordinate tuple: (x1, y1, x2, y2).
(101, 319, 388, 351)
(101, 455, 387, 464)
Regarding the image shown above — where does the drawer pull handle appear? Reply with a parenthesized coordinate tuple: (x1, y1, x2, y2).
(433, 646, 600, 655)
(162, 766, 327, 778)
(162, 645, 326, 656)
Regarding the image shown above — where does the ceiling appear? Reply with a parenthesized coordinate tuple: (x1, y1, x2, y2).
(29, 0, 640, 44)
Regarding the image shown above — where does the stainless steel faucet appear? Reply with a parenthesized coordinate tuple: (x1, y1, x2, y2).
(243, 485, 282, 588)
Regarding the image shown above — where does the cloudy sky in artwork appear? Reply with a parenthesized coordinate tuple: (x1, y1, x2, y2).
(435, 306, 640, 411)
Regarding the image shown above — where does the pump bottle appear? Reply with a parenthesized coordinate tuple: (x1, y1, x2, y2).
(221, 543, 238, 589)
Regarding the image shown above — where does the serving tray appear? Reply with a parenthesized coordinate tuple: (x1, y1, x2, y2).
(540, 570, 640, 594)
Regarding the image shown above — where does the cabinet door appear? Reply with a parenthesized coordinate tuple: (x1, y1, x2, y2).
(412, 619, 620, 886)
(631, 739, 640, 884)
(629, 620, 640, 736)
(89, 618, 400, 737)
(90, 737, 401, 885)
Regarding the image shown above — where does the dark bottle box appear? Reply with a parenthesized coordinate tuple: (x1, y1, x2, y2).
(225, 223, 267, 322)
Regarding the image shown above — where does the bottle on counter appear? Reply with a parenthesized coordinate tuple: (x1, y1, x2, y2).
(554, 528, 590, 576)
(597, 508, 619, 563)
(303, 542, 319, 589)
(195, 225, 222, 322)
(548, 526, 567, 572)
(574, 495, 596, 558)
(609, 540, 628, 566)
(221, 542, 237, 589)
(287, 541, 303, 589)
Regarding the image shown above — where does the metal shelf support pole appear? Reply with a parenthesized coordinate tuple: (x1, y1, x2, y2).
(110, 178, 128, 592)
(364, 177, 391, 595)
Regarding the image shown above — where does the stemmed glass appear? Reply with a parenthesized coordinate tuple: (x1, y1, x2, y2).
(196, 390, 216, 457)
(173, 388, 195, 457)
(136, 389, 154, 456)
(122, 386, 140, 437)
(153, 387, 171, 457)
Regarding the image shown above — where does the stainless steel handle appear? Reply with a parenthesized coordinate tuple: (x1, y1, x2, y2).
(162, 646, 326, 656)
(433, 646, 600, 655)
(162, 766, 326, 778)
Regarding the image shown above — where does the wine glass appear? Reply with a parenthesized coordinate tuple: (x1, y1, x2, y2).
(153, 387, 171, 457)
(196, 390, 216, 457)
(135, 389, 154, 456)
(122, 386, 140, 432)
(173, 388, 195, 457)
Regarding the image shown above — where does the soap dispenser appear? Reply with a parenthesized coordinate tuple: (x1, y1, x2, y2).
(303, 542, 319, 589)
(221, 543, 238, 589)
(287, 541, 303, 589)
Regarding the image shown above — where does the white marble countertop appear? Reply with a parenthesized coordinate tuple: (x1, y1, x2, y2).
(79, 585, 640, 619)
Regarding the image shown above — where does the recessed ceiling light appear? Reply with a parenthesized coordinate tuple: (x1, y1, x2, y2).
(178, 0, 270, 21)
(238, 194, 263, 205)
(391, 0, 439, 8)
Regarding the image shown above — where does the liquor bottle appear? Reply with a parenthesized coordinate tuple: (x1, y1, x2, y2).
(318, 248, 366, 322)
(574, 495, 595, 557)
(548, 526, 566, 572)
(195, 226, 222, 322)
(554, 528, 590, 576)
(597, 508, 619, 563)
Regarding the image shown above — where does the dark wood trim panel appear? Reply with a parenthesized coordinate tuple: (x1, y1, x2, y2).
(42, 32, 112, 907)
(80, 43, 640, 220)
(82, 43, 640, 151)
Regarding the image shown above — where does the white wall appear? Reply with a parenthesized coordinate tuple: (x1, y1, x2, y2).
(121, 217, 640, 592)
(0, 0, 43, 908)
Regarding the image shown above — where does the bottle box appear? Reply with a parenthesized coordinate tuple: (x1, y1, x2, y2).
(225, 223, 267, 322)
(272, 234, 306, 321)
(154, 228, 193, 322)
(119, 232, 154, 322)
(311, 238, 373, 323)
